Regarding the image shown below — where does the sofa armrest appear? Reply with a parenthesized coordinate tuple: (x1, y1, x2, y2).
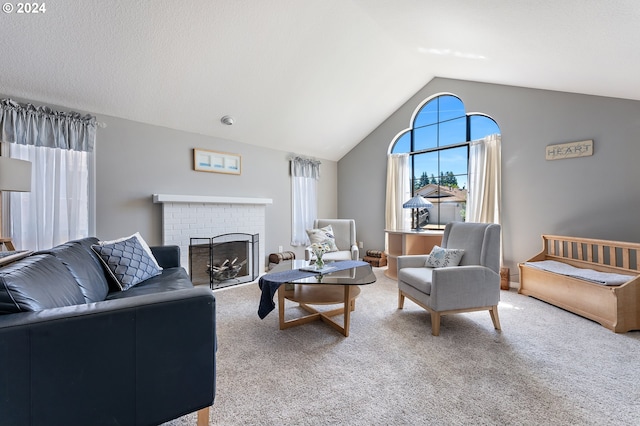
(350, 244, 359, 261)
(151, 245, 181, 268)
(0, 286, 215, 426)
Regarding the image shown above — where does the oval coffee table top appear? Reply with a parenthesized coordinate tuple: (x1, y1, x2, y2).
(270, 259, 376, 286)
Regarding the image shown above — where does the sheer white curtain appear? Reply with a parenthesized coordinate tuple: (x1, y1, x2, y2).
(290, 156, 320, 247)
(468, 133, 501, 224)
(385, 153, 410, 231)
(0, 99, 96, 250)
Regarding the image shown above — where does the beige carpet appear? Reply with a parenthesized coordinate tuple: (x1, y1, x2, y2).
(165, 268, 640, 425)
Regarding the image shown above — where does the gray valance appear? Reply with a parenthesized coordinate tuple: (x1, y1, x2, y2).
(0, 98, 96, 152)
(290, 156, 321, 179)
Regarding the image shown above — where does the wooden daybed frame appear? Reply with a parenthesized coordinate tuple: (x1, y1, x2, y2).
(519, 235, 640, 333)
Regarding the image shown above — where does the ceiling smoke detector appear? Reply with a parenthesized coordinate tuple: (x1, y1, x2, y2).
(221, 115, 234, 126)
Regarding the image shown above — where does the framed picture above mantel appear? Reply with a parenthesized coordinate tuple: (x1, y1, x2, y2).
(193, 148, 241, 175)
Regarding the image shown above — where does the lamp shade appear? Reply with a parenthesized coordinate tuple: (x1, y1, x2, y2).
(403, 195, 433, 209)
(0, 156, 32, 192)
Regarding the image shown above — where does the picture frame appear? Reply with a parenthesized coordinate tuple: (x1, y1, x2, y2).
(193, 148, 241, 175)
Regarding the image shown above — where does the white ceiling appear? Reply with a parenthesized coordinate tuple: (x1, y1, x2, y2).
(2, 0, 639, 161)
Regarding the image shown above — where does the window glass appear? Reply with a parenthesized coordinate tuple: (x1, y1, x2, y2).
(438, 117, 467, 147)
(391, 131, 411, 153)
(438, 95, 465, 122)
(414, 99, 438, 128)
(413, 124, 437, 151)
(439, 146, 469, 192)
(412, 151, 438, 190)
(470, 115, 500, 140)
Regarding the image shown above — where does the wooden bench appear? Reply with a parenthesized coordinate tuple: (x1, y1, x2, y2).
(518, 235, 640, 333)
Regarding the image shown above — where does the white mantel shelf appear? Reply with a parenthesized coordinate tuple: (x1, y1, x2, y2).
(153, 194, 273, 205)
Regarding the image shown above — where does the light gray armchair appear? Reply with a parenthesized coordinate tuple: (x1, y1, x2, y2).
(305, 219, 359, 261)
(397, 222, 501, 336)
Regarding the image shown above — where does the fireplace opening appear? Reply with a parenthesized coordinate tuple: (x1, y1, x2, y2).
(189, 233, 259, 290)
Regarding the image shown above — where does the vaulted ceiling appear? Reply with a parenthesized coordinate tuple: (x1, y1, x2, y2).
(2, 1, 638, 161)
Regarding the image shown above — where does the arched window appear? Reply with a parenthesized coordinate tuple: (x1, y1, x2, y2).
(390, 93, 500, 229)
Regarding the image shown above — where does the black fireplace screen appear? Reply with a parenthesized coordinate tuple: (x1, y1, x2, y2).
(189, 233, 259, 289)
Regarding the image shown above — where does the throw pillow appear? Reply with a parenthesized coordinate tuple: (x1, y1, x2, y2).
(91, 235, 162, 291)
(424, 245, 465, 268)
(306, 225, 339, 252)
(96, 232, 162, 271)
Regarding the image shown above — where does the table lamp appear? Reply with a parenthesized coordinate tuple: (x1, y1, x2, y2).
(0, 156, 32, 249)
(403, 194, 433, 231)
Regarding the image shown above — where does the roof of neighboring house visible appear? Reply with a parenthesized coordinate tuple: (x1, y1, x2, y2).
(416, 184, 467, 203)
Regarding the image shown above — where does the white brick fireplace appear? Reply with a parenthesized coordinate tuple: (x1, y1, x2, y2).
(153, 194, 272, 276)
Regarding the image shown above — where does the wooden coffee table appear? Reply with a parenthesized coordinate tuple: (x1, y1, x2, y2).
(271, 260, 376, 337)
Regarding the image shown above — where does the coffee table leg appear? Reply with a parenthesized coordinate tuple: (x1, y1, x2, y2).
(278, 285, 286, 330)
(343, 285, 351, 337)
(278, 284, 360, 336)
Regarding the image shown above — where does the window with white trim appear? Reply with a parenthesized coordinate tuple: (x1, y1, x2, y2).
(390, 94, 500, 229)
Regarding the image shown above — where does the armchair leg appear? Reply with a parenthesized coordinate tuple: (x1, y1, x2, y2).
(398, 290, 405, 309)
(430, 312, 441, 336)
(489, 305, 501, 331)
(197, 407, 210, 426)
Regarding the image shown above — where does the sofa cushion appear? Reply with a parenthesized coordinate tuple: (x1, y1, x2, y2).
(105, 267, 194, 300)
(306, 225, 339, 252)
(92, 236, 162, 291)
(0, 254, 86, 314)
(424, 245, 465, 268)
(399, 267, 433, 295)
(39, 237, 110, 303)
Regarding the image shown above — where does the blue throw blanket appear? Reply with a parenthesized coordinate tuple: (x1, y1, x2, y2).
(258, 260, 367, 319)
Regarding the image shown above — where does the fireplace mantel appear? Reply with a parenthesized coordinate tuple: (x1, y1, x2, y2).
(153, 194, 273, 205)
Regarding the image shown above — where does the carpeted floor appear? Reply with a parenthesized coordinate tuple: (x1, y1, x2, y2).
(164, 268, 640, 425)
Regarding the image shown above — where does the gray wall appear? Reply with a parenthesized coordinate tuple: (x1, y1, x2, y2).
(339, 78, 640, 281)
(94, 115, 338, 263)
(1, 93, 338, 264)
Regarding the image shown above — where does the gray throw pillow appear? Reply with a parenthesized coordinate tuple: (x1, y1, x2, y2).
(91, 235, 162, 291)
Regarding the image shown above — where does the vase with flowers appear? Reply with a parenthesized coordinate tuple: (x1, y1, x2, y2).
(310, 242, 330, 270)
